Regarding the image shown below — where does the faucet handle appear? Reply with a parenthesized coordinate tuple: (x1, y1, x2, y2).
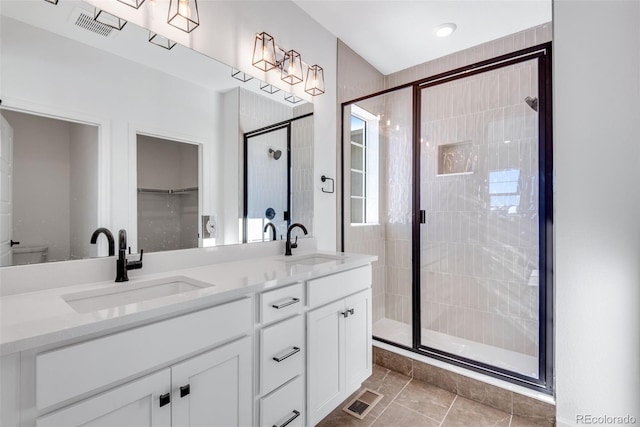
(291, 236, 298, 249)
(126, 249, 144, 270)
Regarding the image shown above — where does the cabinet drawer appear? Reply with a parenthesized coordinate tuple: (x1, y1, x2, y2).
(307, 266, 371, 307)
(260, 315, 304, 395)
(36, 297, 252, 410)
(260, 282, 303, 325)
(261, 376, 304, 427)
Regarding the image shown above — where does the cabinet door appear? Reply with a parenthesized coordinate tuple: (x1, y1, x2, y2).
(307, 299, 345, 426)
(36, 368, 171, 427)
(344, 289, 372, 393)
(171, 336, 252, 427)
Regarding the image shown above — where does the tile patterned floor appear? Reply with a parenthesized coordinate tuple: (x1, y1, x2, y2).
(317, 365, 546, 427)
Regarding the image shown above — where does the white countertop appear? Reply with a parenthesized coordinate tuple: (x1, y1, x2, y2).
(0, 250, 376, 356)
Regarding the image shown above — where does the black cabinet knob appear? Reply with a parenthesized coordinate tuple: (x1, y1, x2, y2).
(180, 384, 190, 398)
(159, 393, 171, 407)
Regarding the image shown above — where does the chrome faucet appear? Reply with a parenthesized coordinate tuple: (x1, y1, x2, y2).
(115, 229, 143, 282)
(90, 227, 115, 256)
(264, 223, 277, 241)
(285, 223, 308, 256)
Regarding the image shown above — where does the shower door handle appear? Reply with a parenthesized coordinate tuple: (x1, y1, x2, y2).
(420, 210, 426, 224)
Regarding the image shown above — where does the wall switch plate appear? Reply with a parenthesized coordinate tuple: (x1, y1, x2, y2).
(202, 215, 216, 238)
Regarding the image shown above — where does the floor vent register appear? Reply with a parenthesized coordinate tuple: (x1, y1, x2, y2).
(342, 388, 384, 419)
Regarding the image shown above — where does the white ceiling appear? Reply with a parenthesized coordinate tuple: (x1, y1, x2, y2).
(293, 0, 552, 75)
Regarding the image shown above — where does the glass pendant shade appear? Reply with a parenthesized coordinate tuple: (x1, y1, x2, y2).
(94, 9, 127, 31)
(305, 65, 325, 96)
(117, 0, 146, 9)
(252, 32, 277, 72)
(280, 50, 303, 85)
(168, 0, 200, 33)
(149, 32, 177, 50)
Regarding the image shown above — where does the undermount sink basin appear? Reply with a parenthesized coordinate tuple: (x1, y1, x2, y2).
(284, 253, 345, 266)
(62, 276, 215, 313)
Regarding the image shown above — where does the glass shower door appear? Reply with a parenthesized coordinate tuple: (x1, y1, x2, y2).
(418, 59, 541, 378)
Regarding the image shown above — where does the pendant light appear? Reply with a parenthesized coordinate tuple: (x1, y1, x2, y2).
(280, 50, 303, 85)
(304, 65, 325, 96)
(252, 32, 277, 72)
(168, 0, 200, 33)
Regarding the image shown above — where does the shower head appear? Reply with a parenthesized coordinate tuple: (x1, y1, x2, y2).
(269, 148, 282, 160)
(524, 96, 538, 112)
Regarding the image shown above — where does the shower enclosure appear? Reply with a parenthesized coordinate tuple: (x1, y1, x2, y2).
(342, 44, 553, 391)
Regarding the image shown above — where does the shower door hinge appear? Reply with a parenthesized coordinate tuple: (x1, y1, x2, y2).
(420, 210, 426, 224)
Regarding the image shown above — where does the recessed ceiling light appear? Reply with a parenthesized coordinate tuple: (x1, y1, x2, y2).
(434, 23, 457, 38)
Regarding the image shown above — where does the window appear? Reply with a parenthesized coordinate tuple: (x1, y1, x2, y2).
(489, 168, 521, 213)
(350, 106, 379, 224)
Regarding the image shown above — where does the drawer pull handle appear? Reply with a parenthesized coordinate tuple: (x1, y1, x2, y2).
(159, 392, 171, 407)
(342, 308, 355, 318)
(180, 384, 190, 398)
(273, 410, 301, 427)
(273, 346, 301, 362)
(272, 298, 300, 309)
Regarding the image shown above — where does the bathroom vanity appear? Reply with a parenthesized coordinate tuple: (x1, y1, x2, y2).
(0, 247, 376, 427)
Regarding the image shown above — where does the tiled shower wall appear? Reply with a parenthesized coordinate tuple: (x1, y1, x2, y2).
(338, 41, 387, 322)
(419, 59, 540, 356)
(292, 103, 314, 235)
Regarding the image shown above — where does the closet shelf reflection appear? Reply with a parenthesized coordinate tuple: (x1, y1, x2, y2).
(137, 187, 198, 194)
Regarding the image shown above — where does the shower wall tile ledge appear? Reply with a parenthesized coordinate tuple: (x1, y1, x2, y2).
(373, 344, 555, 426)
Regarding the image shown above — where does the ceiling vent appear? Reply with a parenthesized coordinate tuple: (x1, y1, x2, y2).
(69, 8, 117, 38)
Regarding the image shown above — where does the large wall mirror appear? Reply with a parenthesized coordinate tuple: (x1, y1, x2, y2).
(0, 0, 314, 267)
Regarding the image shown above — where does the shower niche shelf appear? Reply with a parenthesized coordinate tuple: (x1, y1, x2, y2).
(437, 141, 474, 176)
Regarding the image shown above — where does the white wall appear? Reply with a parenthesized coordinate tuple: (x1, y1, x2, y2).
(554, 1, 640, 424)
(69, 123, 99, 259)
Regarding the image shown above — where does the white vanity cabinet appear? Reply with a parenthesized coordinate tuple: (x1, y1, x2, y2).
(256, 282, 306, 427)
(30, 297, 253, 427)
(1, 257, 375, 427)
(36, 368, 172, 427)
(36, 337, 252, 427)
(306, 267, 372, 426)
